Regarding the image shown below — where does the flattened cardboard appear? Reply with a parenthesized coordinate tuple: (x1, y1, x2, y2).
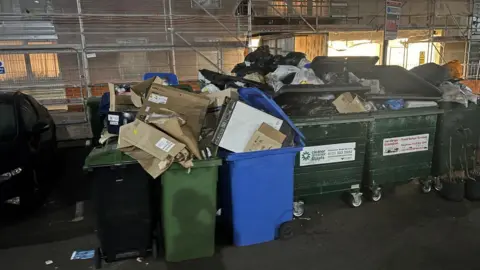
(117, 119, 186, 177)
(136, 79, 210, 138)
(148, 116, 202, 160)
(213, 100, 283, 153)
(244, 123, 286, 152)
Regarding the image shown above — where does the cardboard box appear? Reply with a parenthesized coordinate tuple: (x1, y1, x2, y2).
(108, 83, 137, 112)
(130, 77, 166, 108)
(134, 77, 210, 139)
(213, 100, 284, 153)
(333, 92, 367, 114)
(117, 119, 186, 178)
(244, 123, 286, 152)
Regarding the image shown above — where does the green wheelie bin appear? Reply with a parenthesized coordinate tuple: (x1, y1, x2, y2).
(160, 159, 221, 262)
(86, 97, 103, 145)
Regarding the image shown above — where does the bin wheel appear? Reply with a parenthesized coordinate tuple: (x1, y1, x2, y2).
(371, 188, 382, 202)
(421, 183, 432, 194)
(348, 193, 363, 208)
(433, 179, 443, 192)
(152, 238, 158, 260)
(94, 248, 102, 269)
(278, 221, 294, 240)
(293, 201, 305, 217)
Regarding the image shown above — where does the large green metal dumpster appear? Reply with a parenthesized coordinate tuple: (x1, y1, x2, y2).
(364, 108, 443, 200)
(274, 56, 378, 208)
(427, 102, 480, 191)
(293, 114, 372, 208)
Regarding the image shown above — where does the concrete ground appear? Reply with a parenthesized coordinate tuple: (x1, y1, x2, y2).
(1, 182, 480, 270)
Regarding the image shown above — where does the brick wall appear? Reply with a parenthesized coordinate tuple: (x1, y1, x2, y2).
(65, 81, 200, 111)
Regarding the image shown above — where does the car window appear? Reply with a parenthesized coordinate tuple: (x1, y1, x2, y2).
(0, 102, 17, 141)
(19, 96, 38, 132)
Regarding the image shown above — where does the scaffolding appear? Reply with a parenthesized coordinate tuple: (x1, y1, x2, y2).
(0, 0, 473, 94)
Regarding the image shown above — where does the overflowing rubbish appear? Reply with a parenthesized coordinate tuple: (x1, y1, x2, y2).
(83, 46, 480, 266)
(411, 62, 479, 107)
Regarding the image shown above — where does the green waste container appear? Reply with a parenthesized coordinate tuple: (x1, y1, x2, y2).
(292, 114, 373, 208)
(86, 97, 103, 145)
(364, 108, 443, 200)
(427, 103, 480, 192)
(161, 159, 221, 262)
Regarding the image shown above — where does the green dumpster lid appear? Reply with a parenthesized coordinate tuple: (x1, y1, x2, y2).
(355, 65, 443, 99)
(83, 143, 136, 169)
(86, 96, 101, 105)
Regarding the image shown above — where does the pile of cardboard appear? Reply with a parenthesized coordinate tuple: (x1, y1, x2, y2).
(113, 77, 209, 178)
(109, 76, 291, 178)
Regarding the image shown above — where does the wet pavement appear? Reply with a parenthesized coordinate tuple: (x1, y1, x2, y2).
(1, 182, 479, 270)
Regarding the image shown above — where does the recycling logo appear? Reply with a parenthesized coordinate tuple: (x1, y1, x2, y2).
(301, 151, 311, 161)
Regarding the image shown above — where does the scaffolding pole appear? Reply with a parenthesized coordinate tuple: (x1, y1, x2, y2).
(75, 0, 91, 96)
(191, 0, 245, 47)
(168, 0, 177, 74)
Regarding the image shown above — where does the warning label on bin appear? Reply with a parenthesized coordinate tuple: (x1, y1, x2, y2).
(299, 142, 356, 167)
(383, 134, 429, 156)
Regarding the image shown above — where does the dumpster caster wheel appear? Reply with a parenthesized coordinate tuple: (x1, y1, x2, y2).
(371, 188, 382, 202)
(421, 183, 432, 194)
(433, 179, 443, 192)
(293, 201, 305, 217)
(348, 193, 363, 208)
(94, 248, 102, 269)
(278, 221, 294, 240)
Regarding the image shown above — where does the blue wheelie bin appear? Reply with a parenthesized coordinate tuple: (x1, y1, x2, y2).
(219, 88, 305, 247)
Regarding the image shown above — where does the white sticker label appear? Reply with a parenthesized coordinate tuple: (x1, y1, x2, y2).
(299, 142, 356, 166)
(383, 134, 429, 156)
(155, 138, 176, 152)
(148, 93, 168, 104)
(86, 53, 97, 58)
(108, 114, 119, 122)
(110, 121, 119, 126)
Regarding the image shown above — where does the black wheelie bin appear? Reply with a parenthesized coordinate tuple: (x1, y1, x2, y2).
(84, 143, 159, 269)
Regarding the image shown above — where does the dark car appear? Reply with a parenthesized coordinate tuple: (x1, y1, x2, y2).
(0, 92, 56, 210)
